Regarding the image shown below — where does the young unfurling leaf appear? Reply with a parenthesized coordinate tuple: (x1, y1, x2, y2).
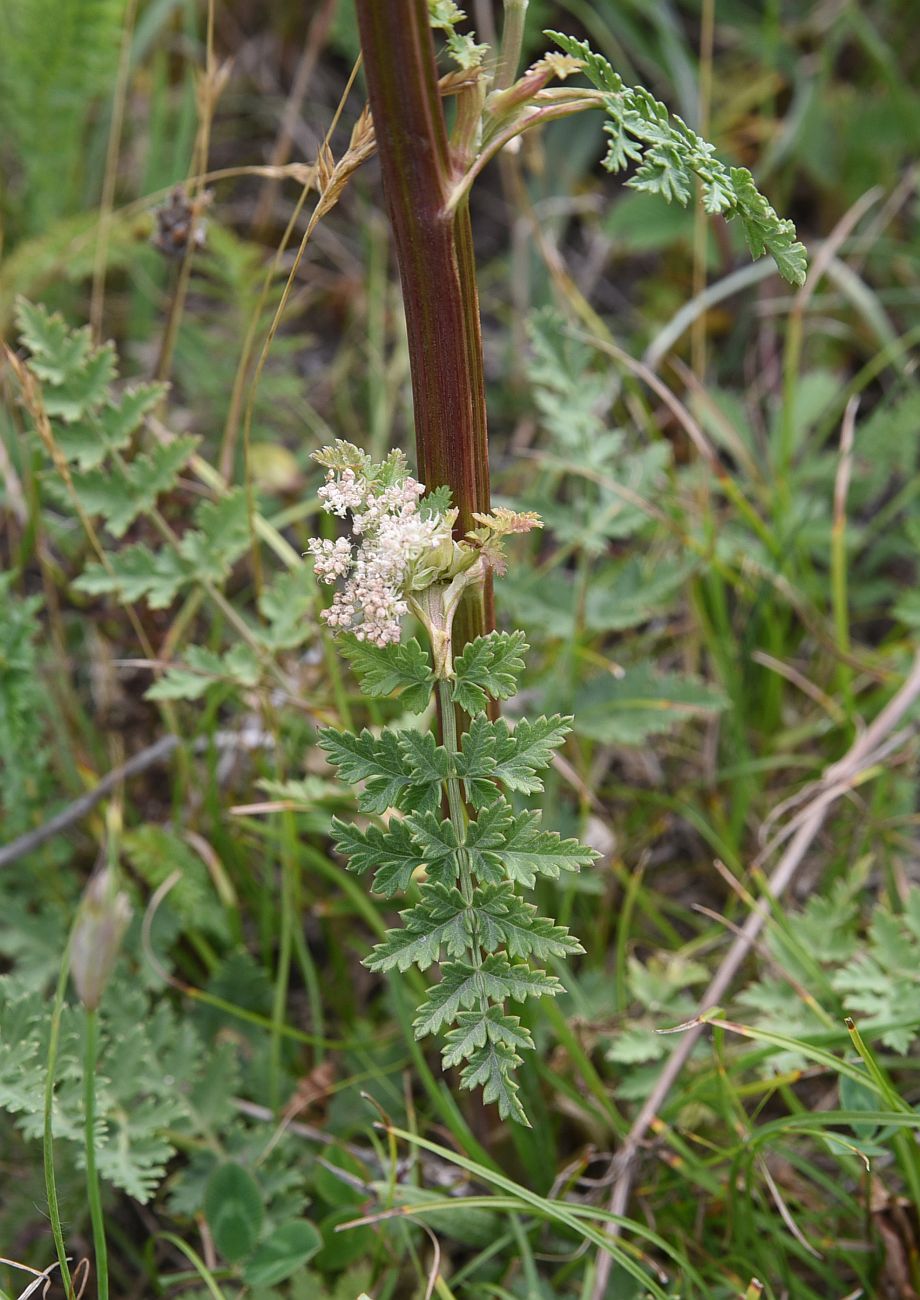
(545, 31, 807, 287)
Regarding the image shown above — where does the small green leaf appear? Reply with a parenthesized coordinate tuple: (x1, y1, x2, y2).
(491, 715, 572, 794)
(497, 804, 598, 888)
(459, 1039, 530, 1125)
(442, 1005, 533, 1070)
(398, 731, 451, 786)
(340, 636, 434, 713)
(451, 631, 527, 714)
(319, 729, 414, 813)
(420, 484, 453, 516)
(366, 883, 469, 972)
(331, 817, 427, 896)
(472, 882, 584, 959)
(413, 954, 561, 1038)
(545, 31, 807, 286)
(243, 1219, 322, 1286)
(406, 811, 461, 887)
(204, 1162, 264, 1263)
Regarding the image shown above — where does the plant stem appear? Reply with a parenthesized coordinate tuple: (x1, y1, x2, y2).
(437, 680, 481, 959)
(84, 1008, 109, 1300)
(495, 0, 528, 91)
(44, 952, 74, 1300)
(355, 0, 493, 648)
(438, 682, 467, 835)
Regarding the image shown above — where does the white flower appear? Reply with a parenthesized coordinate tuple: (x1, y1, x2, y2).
(306, 536, 352, 583)
(317, 467, 366, 515)
(308, 461, 452, 645)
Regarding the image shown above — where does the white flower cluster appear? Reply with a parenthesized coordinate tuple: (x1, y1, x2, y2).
(308, 466, 452, 646)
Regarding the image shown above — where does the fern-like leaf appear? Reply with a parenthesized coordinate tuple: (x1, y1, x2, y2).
(546, 31, 807, 286)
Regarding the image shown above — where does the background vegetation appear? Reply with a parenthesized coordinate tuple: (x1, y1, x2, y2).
(1, 1, 920, 1296)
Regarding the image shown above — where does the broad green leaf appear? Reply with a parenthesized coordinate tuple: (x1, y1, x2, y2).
(340, 636, 434, 713)
(74, 543, 189, 609)
(574, 665, 727, 745)
(145, 644, 262, 701)
(54, 383, 166, 470)
(583, 557, 694, 632)
(15, 298, 92, 382)
(204, 1161, 264, 1263)
(61, 436, 198, 536)
(244, 1219, 322, 1286)
(177, 488, 251, 582)
(256, 565, 315, 651)
(451, 631, 527, 714)
(43, 343, 117, 421)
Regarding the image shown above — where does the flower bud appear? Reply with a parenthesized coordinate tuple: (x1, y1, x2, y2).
(70, 870, 132, 1010)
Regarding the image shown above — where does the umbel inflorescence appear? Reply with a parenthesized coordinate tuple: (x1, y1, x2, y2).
(308, 443, 596, 1125)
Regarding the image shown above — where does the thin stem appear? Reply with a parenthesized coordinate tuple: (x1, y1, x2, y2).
(44, 950, 74, 1299)
(438, 681, 468, 846)
(495, 0, 528, 91)
(437, 681, 481, 968)
(84, 1008, 109, 1300)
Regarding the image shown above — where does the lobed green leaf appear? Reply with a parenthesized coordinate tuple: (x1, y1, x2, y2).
(340, 636, 434, 713)
(331, 817, 427, 897)
(450, 631, 528, 714)
(458, 1038, 530, 1126)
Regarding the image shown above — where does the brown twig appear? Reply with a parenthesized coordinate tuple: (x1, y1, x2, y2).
(590, 650, 920, 1300)
(0, 729, 273, 871)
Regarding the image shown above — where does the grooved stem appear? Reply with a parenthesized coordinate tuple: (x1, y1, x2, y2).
(355, 0, 493, 648)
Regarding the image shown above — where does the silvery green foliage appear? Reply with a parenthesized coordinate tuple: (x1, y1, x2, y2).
(321, 632, 597, 1125)
(547, 32, 808, 287)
